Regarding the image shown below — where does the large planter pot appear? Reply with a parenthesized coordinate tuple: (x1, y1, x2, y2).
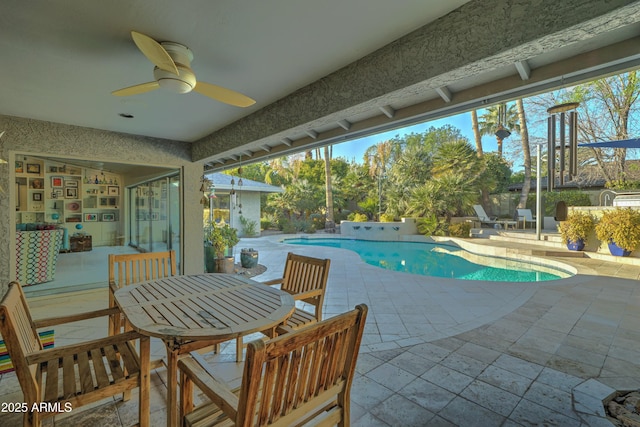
(567, 239, 585, 251)
(205, 247, 236, 273)
(608, 241, 632, 257)
(240, 250, 259, 268)
(214, 257, 236, 273)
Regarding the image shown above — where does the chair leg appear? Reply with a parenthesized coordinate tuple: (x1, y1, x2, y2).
(139, 336, 150, 427)
(236, 336, 243, 362)
(180, 370, 194, 421)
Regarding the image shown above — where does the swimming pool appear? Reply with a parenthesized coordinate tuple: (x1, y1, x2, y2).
(283, 238, 571, 282)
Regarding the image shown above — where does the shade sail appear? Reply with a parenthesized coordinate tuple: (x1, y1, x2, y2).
(578, 138, 640, 148)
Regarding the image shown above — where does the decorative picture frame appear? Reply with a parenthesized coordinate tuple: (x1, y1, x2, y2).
(30, 179, 43, 189)
(101, 213, 115, 222)
(84, 213, 98, 222)
(15, 161, 24, 174)
(64, 180, 78, 188)
(107, 186, 119, 196)
(53, 189, 63, 198)
(32, 193, 42, 201)
(51, 176, 64, 188)
(26, 163, 41, 174)
(65, 188, 78, 199)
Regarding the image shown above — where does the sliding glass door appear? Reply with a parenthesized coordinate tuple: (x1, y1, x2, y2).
(128, 173, 180, 268)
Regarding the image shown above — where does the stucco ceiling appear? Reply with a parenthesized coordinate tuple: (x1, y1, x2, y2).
(0, 1, 469, 141)
(1, 0, 640, 172)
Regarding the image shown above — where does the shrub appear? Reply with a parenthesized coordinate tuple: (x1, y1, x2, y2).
(417, 214, 446, 236)
(348, 212, 368, 222)
(557, 211, 595, 244)
(448, 222, 471, 237)
(260, 218, 272, 230)
(595, 207, 640, 252)
(239, 216, 258, 237)
(379, 213, 395, 222)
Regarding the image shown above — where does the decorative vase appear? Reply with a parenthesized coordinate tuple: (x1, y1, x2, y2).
(608, 241, 631, 257)
(566, 239, 585, 251)
(240, 249, 259, 268)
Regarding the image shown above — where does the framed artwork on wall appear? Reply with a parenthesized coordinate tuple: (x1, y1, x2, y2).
(108, 186, 119, 196)
(84, 213, 98, 222)
(26, 163, 40, 174)
(51, 176, 64, 188)
(101, 213, 115, 222)
(15, 161, 24, 174)
(32, 193, 42, 201)
(65, 188, 78, 199)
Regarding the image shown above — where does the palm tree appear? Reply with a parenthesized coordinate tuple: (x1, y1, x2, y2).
(323, 145, 334, 229)
(515, 98, 532, 209)
(478, 103, 519, 158)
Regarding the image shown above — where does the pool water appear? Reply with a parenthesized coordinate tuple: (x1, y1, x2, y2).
(284, 238, 567, 282)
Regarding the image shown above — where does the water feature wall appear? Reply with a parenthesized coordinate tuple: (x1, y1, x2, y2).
(340, 218, 418, 240)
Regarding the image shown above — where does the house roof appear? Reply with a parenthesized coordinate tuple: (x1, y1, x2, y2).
(207, 172, 283, 193)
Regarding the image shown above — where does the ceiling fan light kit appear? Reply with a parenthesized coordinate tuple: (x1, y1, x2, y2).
(112, 31, 255, 107)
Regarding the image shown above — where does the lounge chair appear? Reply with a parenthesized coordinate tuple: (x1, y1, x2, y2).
(516, 208, 536, 229)
(472, 204, 499, 227)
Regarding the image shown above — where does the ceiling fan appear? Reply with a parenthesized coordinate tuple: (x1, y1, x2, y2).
(112, 31, 255, 107)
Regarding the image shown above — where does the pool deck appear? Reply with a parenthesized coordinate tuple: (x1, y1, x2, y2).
(1, 233, 639, 426)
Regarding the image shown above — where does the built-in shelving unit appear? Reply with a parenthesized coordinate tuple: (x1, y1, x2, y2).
(15, 156, 123, 246)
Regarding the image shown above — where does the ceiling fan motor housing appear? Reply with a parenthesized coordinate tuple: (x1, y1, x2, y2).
(154, 42, 196, 93)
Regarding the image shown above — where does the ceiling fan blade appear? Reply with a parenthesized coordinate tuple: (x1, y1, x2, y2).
(131, 31, 178, 75)
(112, 81, 160, 96)
(193, 81, 256, 107)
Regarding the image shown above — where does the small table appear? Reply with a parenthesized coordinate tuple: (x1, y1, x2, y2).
(114, 273, 295, 427)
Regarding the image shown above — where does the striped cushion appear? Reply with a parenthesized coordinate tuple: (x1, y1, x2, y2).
(0, 330, 54, 374)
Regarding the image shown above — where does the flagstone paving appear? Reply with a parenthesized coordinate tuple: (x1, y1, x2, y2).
(1, 234, 638, 426)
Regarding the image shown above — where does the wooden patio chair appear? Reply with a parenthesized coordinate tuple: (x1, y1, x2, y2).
(108, 250, 177, 337)
(178, 304, 368, 427)
(234, 252, 330, 362)
(0, 282, 150, 427)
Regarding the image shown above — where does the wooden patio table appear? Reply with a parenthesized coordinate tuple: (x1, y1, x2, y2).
(113, 273, 295, 427)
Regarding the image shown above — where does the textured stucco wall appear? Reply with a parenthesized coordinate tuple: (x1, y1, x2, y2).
(192, 0, 640, 160)
(0, 114, 205, 287)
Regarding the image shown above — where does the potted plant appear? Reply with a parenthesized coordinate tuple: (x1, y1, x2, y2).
(204, 222, 240, 273)
(557, 211, 595, 251)
(595, 207, 640, 256)
(240, 248, 259, 268)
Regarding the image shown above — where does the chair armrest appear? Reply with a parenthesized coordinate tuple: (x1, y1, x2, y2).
(33, 307, 121, 328)
(292, 289, 323, 301)
(261, 278, 284, 286)
(25, 330, 144, 365)
(275, 324, 295, 335)
(179, 353, 239, 419)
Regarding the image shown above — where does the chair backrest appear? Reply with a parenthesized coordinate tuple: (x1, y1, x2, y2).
(108, 250, 177, 290)
(238, 304, 368, 427)
(0, 282, 42, 403)
(280, 252, 330, 321)
(473, 204, 491, 221)
(516, 209, 534, 221)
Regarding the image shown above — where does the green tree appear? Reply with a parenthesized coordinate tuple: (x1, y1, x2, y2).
(478, 103, 519, 158)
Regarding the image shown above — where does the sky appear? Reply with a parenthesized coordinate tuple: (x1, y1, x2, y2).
(331, 112, 499, 162)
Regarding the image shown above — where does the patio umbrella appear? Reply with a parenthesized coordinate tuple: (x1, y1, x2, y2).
(578, 138, 640, 148)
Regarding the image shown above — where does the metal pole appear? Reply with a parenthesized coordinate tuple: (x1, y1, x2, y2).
(536, 143, 542, 241)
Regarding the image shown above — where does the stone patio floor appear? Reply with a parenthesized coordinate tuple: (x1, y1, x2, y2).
(1, 233, 639, 426)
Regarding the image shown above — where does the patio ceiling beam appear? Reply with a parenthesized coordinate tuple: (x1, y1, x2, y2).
(194, 0, 640, 169)
(337, 119, 352, 130)
(379, 105, 395, 118)
(515, 60, 531, 80)
(435, 86, 453, 103)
